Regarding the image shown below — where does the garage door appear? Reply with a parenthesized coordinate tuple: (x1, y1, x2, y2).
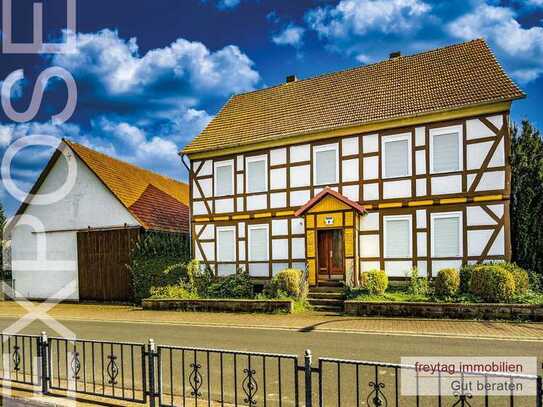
(77, 228, 140, 301)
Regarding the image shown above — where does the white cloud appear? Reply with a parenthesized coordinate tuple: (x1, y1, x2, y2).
(306, 0, 431, 39)
(272, 25, 306, 47)
(0, 125, 13, 147)
(218, 0, 241, 9)
(447, 3, 543, 83)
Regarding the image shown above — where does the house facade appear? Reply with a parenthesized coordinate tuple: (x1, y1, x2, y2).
(5, 140, 189, 301)
(182, 39, 525, 286)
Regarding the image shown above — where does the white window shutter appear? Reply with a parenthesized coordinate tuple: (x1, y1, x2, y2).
(250, 227, 268, 261)
(385, 140, 409, 177)
(434, 217, 460, 257)
(386, 219, 410, 257)
(216, 165, 233, 196)
(315, 149, 337, 185)
(247, 159, 266, 193)
(433, 133, 459, 172)
(217, 229, 235, 261)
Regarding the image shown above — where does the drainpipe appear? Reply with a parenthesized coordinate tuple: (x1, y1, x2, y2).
(180, 153, 193, 259)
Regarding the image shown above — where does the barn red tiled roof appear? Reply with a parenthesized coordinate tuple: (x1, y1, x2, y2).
(183, 39, 524, 155)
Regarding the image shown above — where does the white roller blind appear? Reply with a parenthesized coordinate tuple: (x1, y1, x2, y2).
(385, 218, 410, 257)
(247, 159, 266, 193)
(384, 140, 409, 177)
(434, 216, 460, 257)
(433, 132, 459, 172)
(315, 148, 337, 185)
(216, 164, 233, 196)
(249, 227, 268, 261)
(217, 228, 235, 261)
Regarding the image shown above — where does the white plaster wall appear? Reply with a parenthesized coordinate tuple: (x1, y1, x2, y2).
(196, 160, 212, 176)
(237, 197, 244, 212)
(471, 170, 505, 191)
(384, 261, 412, 277)
(10, 145, 139, 300)
(270, 168, 286, 189)
(270, 148, 286, 165)
(416, 179, 426, 197)
(383, 180, 411, 199)
(271, 219, 288, 236)
(363, 183, 379, 201)
(362, 134, 379, 153)
(467, 206, 496, 226)
(467, 141, 492, 170)
(289, 144, 310, 162)
(272, 239, 289, 260)
(246, 194, 267, 211)
(290, 190, 310, 207)
(290, 165, 310, 187)
(432, 260, 462, 272)
(416, 210, 426, 228)
(342, 185, 359, 202)
(291, 237, 305, 259)
(415, 151, 426, 175)
(236, 174, 244, 194)
(270, 192, 286, 208)
(197, 224, 215, 240)
(417, 232, 427, 257)
(363, 156, 378, 180)
(466, 118, 493, 140)
(415, 127, 426, 146)
(342, 137, 359, 155)
(291, 218, 305, 235)
(360, 212, 379, 231)
(193, 201, 208, 216)
(360, 235, 379, 258)
(361, 261, 380, 272)
(215, 198, 234, 213)
(489, 227, 505, 256)
(342, 159, 359, 182)
(431, 175, 462, 195)
(467, 229, 493, 257)
(238, 241, 246, 261)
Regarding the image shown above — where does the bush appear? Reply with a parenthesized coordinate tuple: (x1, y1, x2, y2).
(470, 265, 516, 302)
(459, 264, 477, 293)
(206, 268, 253, 299)
(434, 268, 460, 297)
(499, 263, 529, 295)
(360, 270, 388, 295)
(407, 268, 429, 296)
(265, 269, 306, 300)
(149, 285, 198, 300)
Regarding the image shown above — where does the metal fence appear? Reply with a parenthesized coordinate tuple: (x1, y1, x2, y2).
(0, 332, 540, 407)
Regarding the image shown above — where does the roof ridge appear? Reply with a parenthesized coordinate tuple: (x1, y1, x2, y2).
(63, 139, 185, 186)
(233, 38, 487, 98)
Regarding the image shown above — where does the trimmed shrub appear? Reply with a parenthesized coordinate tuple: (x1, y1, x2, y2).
(360, 270, 388, 295)
(149, 285, 198, 300)
(499, 263, 529, 295)
(434, 268, 460, 297)
(470, 265, 516, 303)
(265, 269, 306, 299)
(407, 267, 429, 296)
(206, 268, 253, 299)
(459, 264, 477, 293)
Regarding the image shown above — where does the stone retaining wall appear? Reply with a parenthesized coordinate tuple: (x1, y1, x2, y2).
(143, 298, 294, 313)
(344, 301, 543, 321)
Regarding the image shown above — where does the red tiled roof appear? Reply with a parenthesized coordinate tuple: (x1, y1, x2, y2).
(129, 185, 190, 233)
(295, 187, 367, 217)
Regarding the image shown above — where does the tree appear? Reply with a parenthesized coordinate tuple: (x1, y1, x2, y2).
(510, 120, 543, 278)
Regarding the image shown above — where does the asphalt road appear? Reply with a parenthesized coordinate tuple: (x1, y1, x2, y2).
(0, 317, 541, 406)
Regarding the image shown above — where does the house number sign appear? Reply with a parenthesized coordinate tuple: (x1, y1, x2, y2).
(325, 217, 334, 225)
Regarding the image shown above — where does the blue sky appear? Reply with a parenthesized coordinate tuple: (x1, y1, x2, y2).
(1, 0, 542, 215)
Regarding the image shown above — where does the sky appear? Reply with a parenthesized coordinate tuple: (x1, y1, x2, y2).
(0, 0, 542, 215)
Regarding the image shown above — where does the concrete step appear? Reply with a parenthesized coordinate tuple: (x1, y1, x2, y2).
(309, 286, 345, 293)
(308, 298, 345, 306)
(316, 280, 344, 287)
(307, 292, 346, 300)
(311, 304, 344, 313)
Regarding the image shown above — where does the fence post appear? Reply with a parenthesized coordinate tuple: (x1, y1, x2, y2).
(537, 376, 542, 407)
(39, 331, 48, 395)
(304, 349, 313, 407)
(148, 339, 157, 407)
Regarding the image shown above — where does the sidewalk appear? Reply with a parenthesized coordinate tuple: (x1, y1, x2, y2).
(0, 301, 542, 341)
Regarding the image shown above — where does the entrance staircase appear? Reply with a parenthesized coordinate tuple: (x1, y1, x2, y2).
(308, 281, 345, 313)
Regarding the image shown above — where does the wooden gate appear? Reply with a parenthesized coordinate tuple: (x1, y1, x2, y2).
(77, 228, 140, 301)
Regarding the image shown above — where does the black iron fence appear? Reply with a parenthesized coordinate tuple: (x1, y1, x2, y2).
(0, 332, 541, 407)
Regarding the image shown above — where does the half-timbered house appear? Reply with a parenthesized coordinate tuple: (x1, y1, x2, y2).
(182, 39, 525, 286)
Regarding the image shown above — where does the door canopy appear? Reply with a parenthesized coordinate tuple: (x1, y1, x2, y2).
(294, 187, 367, 217)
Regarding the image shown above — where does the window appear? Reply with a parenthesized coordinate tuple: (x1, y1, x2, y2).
(246, 155, 268, 193)
(313, 144, 338, 185)
(217, 226, 236, 262)
(382, 134, 411, 178)
(214, 160, 234, 197)
(384, 215, 412, 258)
(430, 125, 462, 173)
(248, 224, 269, 261)
(432, 212, 462, 257)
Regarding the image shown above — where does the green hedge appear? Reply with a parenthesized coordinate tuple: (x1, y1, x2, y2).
(360, 270, 388, 295)
(264, 269, 307, 300)
(434, 268, 460, 297)
(470, 265, 516, 303)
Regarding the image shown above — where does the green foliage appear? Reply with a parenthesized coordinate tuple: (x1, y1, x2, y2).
(206, 268, 253, 299)
(459, 264, 477, 293)
(434, 268, 460, 297)
(149, 285, 199, 300)
(407, 267, 429, 296)
(470, 265, 516, 303)
(264, 269, 306, 300)
(360, 270, 388, 295)
(129, 231, 191, 302)
(511, 121, 543, 279)
(499, 263, 529, 295)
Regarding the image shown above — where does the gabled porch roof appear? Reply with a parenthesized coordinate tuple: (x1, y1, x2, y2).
(294, 187, 367, 217)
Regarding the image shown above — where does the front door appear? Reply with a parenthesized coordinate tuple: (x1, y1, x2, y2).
(317, 229, 344, 281)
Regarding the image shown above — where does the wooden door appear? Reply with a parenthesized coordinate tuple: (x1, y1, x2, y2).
(317, 229, 344, 280)
(77, 228, 140, 302)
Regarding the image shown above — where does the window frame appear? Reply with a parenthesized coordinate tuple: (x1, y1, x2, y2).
(383, 214, 412, 258)
(313, 143, 339, 186)
(248, 224, 270, 262)
(245, 154, 268, 194)
(216, 225, 236, 262)
(431, 211, 463, 258)
(429, 125, 463, 174)
(214, 159, 234, 197)
(381, 133, 412, 179)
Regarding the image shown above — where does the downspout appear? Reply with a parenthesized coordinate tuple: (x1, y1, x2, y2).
(180, 153, 193, 259)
